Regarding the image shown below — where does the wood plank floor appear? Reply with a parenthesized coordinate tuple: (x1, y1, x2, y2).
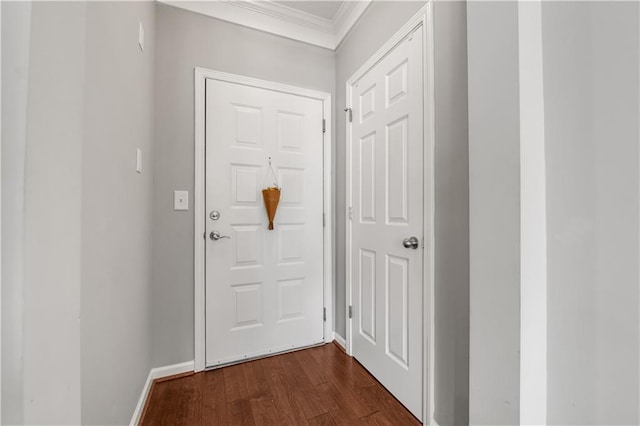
(141, 342, 421, 425)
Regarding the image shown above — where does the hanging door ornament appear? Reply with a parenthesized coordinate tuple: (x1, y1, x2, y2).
(262, 157, 281, 230)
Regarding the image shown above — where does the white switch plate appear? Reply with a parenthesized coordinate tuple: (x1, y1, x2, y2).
(136, 148, 142, 173)
(174, 190, 189, 211)
(138, 22, 144, 52)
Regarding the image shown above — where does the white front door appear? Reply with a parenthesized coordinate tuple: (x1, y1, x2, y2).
(348, 26, 425, 420)
(205, 78, 325, 367)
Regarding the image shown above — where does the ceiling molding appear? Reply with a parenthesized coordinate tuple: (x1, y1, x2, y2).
(232, 1, 334, 33)
(333, 1, 371, 48)
(158, 0, 372, 50)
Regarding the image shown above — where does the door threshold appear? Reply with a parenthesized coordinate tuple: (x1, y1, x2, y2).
(204, 342, 326, 370)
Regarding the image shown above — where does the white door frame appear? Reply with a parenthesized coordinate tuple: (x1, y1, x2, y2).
(345, 4, 435, 424)
(193, 68, 333, 372)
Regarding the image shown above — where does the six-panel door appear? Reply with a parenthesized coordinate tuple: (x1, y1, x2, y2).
(349, 26, 425, 420)
(205, 79, 325, 367)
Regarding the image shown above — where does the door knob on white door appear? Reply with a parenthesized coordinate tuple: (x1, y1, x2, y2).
(402, 236, 419, 249)
(210, 231, 230, 241)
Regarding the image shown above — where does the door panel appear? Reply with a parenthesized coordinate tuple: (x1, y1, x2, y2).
(205, 79, 324, 367)
(349, 26, 424, 420)
(360, 248, 377, 342)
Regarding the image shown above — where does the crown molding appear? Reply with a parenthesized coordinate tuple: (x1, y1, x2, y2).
(158, 0, 371, 50)
(333, 1, 371, 48)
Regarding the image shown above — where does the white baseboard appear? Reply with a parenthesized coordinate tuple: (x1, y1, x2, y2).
(333, 332, 346, 351)
(130, 360, 194, 426)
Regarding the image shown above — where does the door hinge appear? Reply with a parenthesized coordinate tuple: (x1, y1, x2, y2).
(344, 107, 352, 123)
(348, 207, 353, 221)
(323, 213, 326, 227)
(348, 305, 353, 319)
(323, 307, 327, 322)
(322, 118, 326, 134)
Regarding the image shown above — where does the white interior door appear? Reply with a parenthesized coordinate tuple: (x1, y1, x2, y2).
(205, 78, 325, 367)
(348, 26, 425, 420)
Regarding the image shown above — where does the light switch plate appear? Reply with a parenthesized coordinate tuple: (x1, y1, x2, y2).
(174, 190, 189, 211)
(136, 148, 142, 173)
(138, 22, 144, 52)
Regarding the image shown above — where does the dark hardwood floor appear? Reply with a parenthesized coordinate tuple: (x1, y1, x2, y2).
(141, 342, 421, 425)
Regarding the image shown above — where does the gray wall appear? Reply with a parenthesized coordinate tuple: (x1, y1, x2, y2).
(152, 4, 335, 367)
(467, 2, 521, 424)
(542, 2, 639, 424)
(22, 3, 87, 422)
(80, 2, 155, 424)
(467, 2, 640, 424)
(335, 2, 470, 424)
(1, 2, 31, 423)
(432, 3, 469, 425)
(2, 2, 156, 424)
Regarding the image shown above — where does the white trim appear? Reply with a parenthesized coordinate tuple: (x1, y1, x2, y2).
(423, 4, 436, 425)
(333, 1, 371, 49)
(158, 0, 371, 50)
(197, 68, 333, 101)
(322, 96, 335, 345)
(333, 333, 347, 352)
(344, 3, 435, 425)
(194, 67, 333, 372)
(194, 68, 206, 372)
(518, 1, 548, 424)
(346, 5, 429, 89)
(230, 0, 335, 32)
(0, 2, 3, 419)
(130, 361, 195, 426)
(129, 372, 152, 426)
(345, 80, 353, 357)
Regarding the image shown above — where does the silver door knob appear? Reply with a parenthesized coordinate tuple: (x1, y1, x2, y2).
(402, 236, 419, 249)
(210, 231, 230, 241)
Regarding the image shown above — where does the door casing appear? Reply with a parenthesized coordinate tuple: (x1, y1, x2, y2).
(345, 4, 435, 424)
(194, 68, 333, 372)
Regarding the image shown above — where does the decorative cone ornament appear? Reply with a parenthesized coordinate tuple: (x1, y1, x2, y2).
(262, 186, 281, 230)
(262, 157, 281, 230)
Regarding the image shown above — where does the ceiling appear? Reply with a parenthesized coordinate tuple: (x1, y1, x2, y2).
(159, 0, 372, 50)
(274, 1, 344, 20)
